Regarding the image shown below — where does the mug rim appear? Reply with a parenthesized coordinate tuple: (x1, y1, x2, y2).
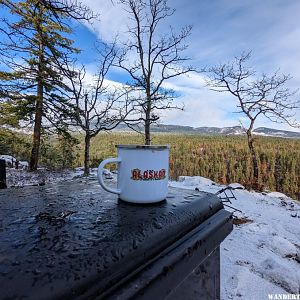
(116, 144, 170, 149)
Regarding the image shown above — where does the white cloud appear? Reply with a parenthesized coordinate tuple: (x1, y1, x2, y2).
(161, 97, 237, 128)
(81, 0, 128, 42)
(159, 74, 238, 128)
(162, 72, 206, 91)
(160, 73, 300, 132)
(79, 0, 300, 131)
(82, 71, 125, 90)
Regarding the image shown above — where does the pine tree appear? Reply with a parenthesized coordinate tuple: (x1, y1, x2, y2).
(0, 0, 92, 170)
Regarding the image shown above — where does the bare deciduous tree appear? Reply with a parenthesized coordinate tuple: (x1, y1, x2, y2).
(61, 43, 133, 176)
(207, 52, 299, 188)
(116, 0, 195, 144)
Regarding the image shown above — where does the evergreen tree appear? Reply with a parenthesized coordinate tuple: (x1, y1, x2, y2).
(0, 0, 92, 170)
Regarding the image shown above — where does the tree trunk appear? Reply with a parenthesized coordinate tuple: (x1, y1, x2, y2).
(226, 158, 231, 184)
(144, 91, 151, 145)
(29, 79, 43, 171)
(84, 134, 91, 176)
(246, 129, 259, 189)
(275, 154, 284, 192)
(145, 117, 151, 145)
(11, 135, 14, 168)
(29, 9, 44, 172)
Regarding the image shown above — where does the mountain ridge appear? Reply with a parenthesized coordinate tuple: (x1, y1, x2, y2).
(3, 124, 299, 139)
(114, 124, 300, 139)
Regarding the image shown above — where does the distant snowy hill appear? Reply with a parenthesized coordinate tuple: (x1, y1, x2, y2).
(253, 127, 300, 139)
(4, 123, 299, 139)
(114, 124, 300, 139)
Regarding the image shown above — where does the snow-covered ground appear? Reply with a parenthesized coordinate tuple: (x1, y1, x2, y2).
(5, 168, 83, 187)
(0, 154, 28, 168)
(170, 176, 300, 300)
(3, 169, 300, 299)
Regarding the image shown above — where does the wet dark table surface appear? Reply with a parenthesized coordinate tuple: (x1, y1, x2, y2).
(0, 178, 224, 300)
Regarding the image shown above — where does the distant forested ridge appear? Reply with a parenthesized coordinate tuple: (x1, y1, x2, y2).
(86, 133, 300, 200)
(112, 124, 300, 139)
(0, 130, 299, 200)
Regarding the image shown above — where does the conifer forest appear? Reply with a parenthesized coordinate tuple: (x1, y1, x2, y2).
(1, 129, 299, 200)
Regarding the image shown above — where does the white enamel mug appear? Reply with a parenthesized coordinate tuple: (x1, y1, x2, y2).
(97, 145, 170, 204)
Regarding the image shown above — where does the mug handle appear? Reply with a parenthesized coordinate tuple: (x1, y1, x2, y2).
(97, 157, 121, 194)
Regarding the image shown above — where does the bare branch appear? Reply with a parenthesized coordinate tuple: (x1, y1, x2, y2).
(206, 51, 300, 186)
(115, 0, 196, 144)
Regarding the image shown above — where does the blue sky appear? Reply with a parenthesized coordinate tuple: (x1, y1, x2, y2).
(73, 0, 300, 131)
(3, 0, 300, 131)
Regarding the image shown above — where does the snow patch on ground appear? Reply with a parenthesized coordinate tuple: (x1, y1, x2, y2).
(5, 167, 116, 187)
(170, 176, 221, 193)
(267, 191, 290, 199)
(228, 182, 245, 190)
(0, 155, 28, 168)
(6, 168, 81, 187)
